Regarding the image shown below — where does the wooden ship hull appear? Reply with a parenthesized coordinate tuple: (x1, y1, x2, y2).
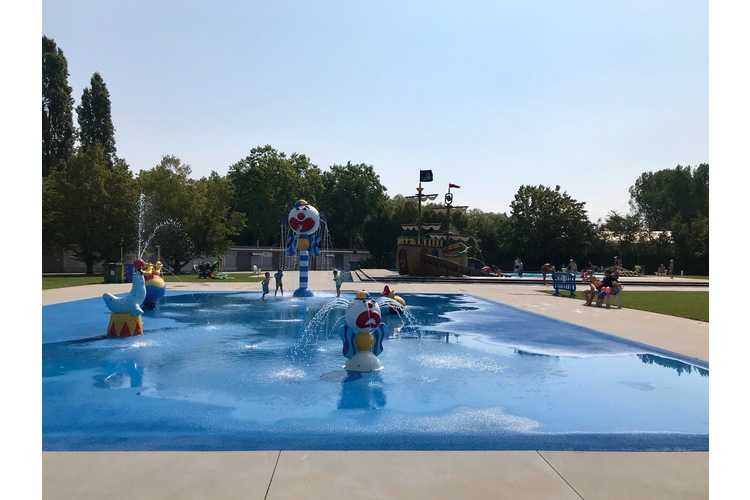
(396, 236, 492, 277)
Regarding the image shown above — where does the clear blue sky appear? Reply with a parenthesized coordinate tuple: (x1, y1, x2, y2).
(40, 0, 709, 222)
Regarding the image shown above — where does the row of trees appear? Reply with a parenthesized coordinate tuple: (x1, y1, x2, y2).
(42, 35, 709, 275)
(43, 37, 116, 175)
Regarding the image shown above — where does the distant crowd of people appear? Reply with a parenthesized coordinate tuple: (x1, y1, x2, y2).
(492, 254, 682, 288)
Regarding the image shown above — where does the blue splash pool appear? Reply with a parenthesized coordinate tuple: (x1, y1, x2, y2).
(42, 291, 708, 451)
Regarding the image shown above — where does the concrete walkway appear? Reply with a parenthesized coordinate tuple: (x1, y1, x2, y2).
(42, 270, 709, 499)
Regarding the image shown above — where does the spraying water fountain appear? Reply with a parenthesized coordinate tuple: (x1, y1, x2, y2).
(101, 194, 177, 333)
(134, 192, 184, 308)
(136, 193, 179, 260)
(288, 284, 420, 372)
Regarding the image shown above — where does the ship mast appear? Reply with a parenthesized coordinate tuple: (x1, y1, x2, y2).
(405, 170, 438, 240)
(431, 183, 468, 240)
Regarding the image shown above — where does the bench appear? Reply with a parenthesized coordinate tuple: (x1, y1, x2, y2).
(552, 272, 576, 298)
(605, 284, 624, 309)
(340, 270, 354, 282)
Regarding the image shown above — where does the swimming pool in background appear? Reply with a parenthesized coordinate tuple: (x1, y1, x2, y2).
(42, 291, 708, 452)
(484, 271, 591, 280)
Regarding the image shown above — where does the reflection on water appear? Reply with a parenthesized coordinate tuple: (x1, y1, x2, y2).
(93, 361, 144, 389)
(337, 371, 387, 409)
(638, 353, 709, 377)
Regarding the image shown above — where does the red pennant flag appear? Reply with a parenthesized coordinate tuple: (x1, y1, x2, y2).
(449, 183, 460, 189)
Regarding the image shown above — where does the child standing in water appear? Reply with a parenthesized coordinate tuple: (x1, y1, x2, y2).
(261, 272, 270, 300)
(274, 268, 284, 296)
(333, 269, 343, 297)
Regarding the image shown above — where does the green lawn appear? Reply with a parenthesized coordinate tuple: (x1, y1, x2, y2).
(544, 289, 708, 322)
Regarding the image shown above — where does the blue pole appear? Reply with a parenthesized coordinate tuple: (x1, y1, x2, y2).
(294, 249, 314, 297)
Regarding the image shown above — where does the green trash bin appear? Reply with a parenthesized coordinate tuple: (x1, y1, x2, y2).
(125, 263, 135, 283)
(102, 263, 123, 283)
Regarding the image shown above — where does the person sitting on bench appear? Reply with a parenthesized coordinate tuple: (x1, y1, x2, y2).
(582, 270, 600, 306)
(594, 269, 616, 307)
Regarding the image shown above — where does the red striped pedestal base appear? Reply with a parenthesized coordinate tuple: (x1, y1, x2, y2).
(107, 313, 143, 338)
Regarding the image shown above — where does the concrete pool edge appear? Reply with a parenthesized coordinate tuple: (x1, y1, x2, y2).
(42, 450, 709, 499)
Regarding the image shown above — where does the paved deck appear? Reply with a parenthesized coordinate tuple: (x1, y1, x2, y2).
(41, 270, 710, 499)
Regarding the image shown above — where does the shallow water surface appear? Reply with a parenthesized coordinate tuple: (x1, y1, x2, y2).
(42, 291, 708, 451)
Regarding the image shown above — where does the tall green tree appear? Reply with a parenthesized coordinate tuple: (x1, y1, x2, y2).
(76, 72, 116, 166)
(42, 35, 76, 176)
(137, 156, 245, 272)
(692, 163, 709, 219)
(509, 184, 595, 266)
(463, 209, 511, 267)
(628, 164, 708, 229)
(362, 195, 418, 268)
(628, 164, 709, 273)
(227, 145, 322, 246)
(318, 162, 388, 248)
(186, 172, 246, 265)
(42, 145, 139, 273)
(601, 210, 643, 236)
(595, 210, 647, 269)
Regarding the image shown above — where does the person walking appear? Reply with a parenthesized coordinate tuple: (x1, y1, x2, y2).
(274, 268, 284, 296)
(668, 259, 675, 279)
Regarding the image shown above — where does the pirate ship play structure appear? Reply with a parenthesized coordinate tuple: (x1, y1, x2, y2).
(396, 171, 489, 277)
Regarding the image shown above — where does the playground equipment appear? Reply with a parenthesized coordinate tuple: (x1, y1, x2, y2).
(380, 285, 406, 313)
(397, 174, 489, 277)
(141, 260, 166, 310)
(103, 258, 147, 337)
(285, 200, 322, 297)
(133, 192, 171, 308)
(339, 291, 388, 372)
